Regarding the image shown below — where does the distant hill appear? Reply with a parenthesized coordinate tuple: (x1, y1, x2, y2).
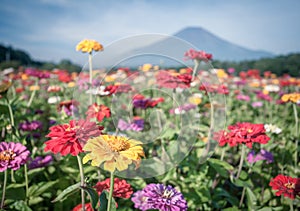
(174, 27, 274, 61)
(0, 44, 81, 72)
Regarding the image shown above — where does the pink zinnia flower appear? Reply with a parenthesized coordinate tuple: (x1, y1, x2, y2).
(236, 94, 250, 102)
(184, 49, 212, 61)
(0, 142, 30, 172)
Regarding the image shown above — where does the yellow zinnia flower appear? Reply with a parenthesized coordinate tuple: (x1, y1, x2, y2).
(76, 39, 103, 53)
(141, 63, 152, 72)
(67, 82, 76, 88)
(29, 85, 40, 91)
(0, 81, 12, 95)
(83, 135, 145, 172)
(216, 69, 228, 78)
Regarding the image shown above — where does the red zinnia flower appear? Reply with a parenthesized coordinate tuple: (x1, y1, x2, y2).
(44, 119, 102, 156)
(72, 203, 93, 211)
(94, 178, 133, 199)
(58, 72, 72, 83)
(215, 122, 270, 148)
(86, 103, 111, 122)
(269, 175, 300, 199)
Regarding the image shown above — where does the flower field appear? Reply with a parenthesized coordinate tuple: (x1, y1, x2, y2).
(0, 44, 300, 211)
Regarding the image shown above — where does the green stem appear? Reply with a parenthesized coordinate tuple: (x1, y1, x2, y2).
(11, 169, 15, 183)
(107, 171, 115, 211)
(5, 97, 15, 127)
(0, 170, 8, 209)
(293, 103, 299, 167)
(236, 144, 246, 179)
(88, 52, 93, 105)
(5, 96, 20, 139)
(27, 87, 37, 108)
(24, 164, 29, 201)
(289, 198, 294, 211)
(77, 155, 85, 211)
(220, 148, 225, 161)
(239, 187, 246, 208)
(192, 59, 200, 81)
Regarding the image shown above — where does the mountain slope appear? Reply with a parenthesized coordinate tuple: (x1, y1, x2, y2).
(103, 26, 275, 68)
(174, 27, 273, 61)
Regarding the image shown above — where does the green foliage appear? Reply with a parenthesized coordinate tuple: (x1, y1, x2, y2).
(212, 53, 300, 76)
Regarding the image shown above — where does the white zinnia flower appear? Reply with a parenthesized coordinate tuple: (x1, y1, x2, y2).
(264, 85, 280, 92)
(47, 96, 61, 104)
(264, 124, 282, 134)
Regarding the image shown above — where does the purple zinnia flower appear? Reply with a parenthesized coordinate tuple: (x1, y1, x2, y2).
(169, 104, 196, 115)
(34, 109, 44, 115)
(247, 149, 274, 164)
(132, 183, 188, 211)
(133, 99, 150, 109)
(117, 118, 144, 132)
(28, 155, 53, 170)
(0, 142, 30, 172)
(19, 120, 43, 131)
(49, 119, 56, 125)
(131, 190, 151, 211)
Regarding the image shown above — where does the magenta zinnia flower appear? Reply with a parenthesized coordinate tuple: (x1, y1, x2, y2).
(0, 142, 30, 172)
(132, 183, 188, 211)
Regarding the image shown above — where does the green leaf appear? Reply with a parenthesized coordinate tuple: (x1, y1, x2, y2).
(246, 187, 257, 210)
(99, 190, 116, 211)
(208, 158, 234, 178)
(9, 200, 33, 211)
(257, 207, 273, 211)
(51, 182, 80, 203)
(209, 158, 234, 171)
(0, 104, 8, 114)
(28, 196, 44, 205)
(80, 186, 99, 210)
(194, 186, 211, 203)
(222, 206, 239, 211)
(29, 180, 58, 197)
(99, 191, 108, 211)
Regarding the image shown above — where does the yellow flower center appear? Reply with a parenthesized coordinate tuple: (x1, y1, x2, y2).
(284, 182, 295, 189)
(107, 137, 130, 152)
(0, 149, 16, 161)
(65, 125, 80, 132)
(247, 129, 253, 133)
(162, 189, 174, 199)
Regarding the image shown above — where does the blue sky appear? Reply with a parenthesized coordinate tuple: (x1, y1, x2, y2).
(1, 0, 300, 65)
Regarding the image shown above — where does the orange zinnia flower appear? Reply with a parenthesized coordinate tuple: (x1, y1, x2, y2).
(281, 93, 300, 104)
